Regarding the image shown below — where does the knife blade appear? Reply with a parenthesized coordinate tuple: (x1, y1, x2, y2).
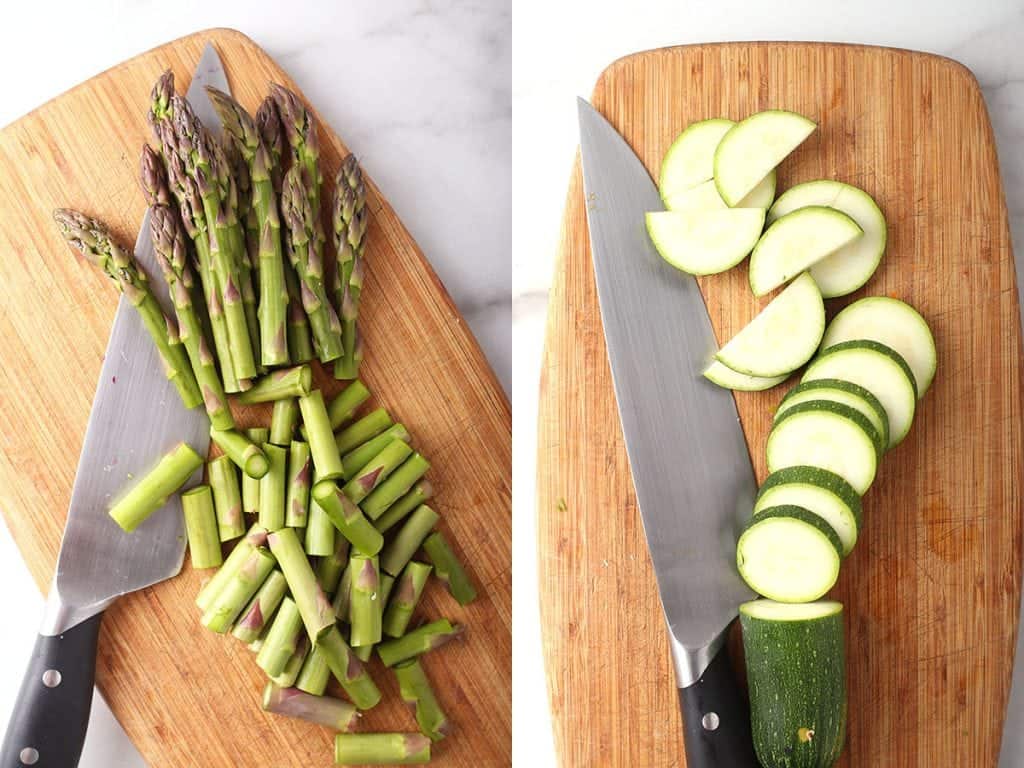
(577, 98, 759, 766)
(0, 44, 230, 768)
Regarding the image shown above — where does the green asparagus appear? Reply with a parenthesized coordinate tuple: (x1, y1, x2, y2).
(341, 440, 413, 505)
(374, 480, 434, 535)
(334, 734, 430, 765)
(423, 531, 478, 605)
(349, 555, 382, 647)
(210, 428, 269, 479)
(256, 596, 304, 677)
(259, 443, 287, 531)
(381, 505, 439, 578)
(376, 619, 464, 668)
(341, 425, 410, 482)
(299, 390, 345, 480)
(334, 408, 393, 455)
(231, 569, 288, 644)
(383, 562, 432, 638)
(295, 646, 331, 696)
(316, 534, 350, 595)
(262, 683, 359, 731)
(200, 546, 276, 633)
(270, 398, 298, 446)
(181, 485, 222, 569)
(267, 527, 336, 641)
(394, 658, 450, 741)
(108, 442, 203, 533)
(285, 440, 312, 528)
(332, 154, 369, 380)
(362, 453, 430, 520)
(317, 625, 382, 710)
(331, 562, 353, 623)
(242, 427, 269, 516)
(312, 480, 383, 556)
(270, 635, 310, 688)
(208, 455, 245, 541)
(196, 524, 268, 611)
(326, 380, 371, 429)
(236, 364, 312, 404)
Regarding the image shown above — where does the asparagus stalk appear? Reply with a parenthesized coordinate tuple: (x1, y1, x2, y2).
(312, 481, 384, 556)
(341, 440, 413, 505)
(381, 506, 439, 578)
(295, 646, 332, 696)
(285, 440, 312, 528)
(267, 528, 336, 641)
(53, 209, 202, 409)
(255, 96, 286, 195)
(271, 634, 310, 688)
(270, 398, 298, 446)
(232, 569, 288, 644)
(349, 555, 382, 647)
(256, 596, 303, 677)
(270, 83, 324, 215)
(306, 496, 337, 557)
(221, 135, 262, 366)
(362, 454, 430, 520)
(332, 155, 369, 380)
(248, 620, 271, 653)
(259, 443, 287, 532)
(181, 485, 222, 569)
(242, 427, 269, 516)
(208, 455, 246, 541)
(423, 531, 478, 606)
(200, 546, 276, 633)
(376, 619, 464, 668)
(263, 683, 359, 731)
(236, 365, 312, 404)
(316, 534, 351, 595)
(196, 524, 269, 611)
(327, 380, 371, 429)
(317, 625, 382, 710)
(374, 481, 434, 535)
(341, 425, 410, 482)
(334, 408, 394, 455)
(331, 562, 353, 623)
(353, 572, 395, 662)
(210, 428, 269, 479)
(383, 562, 433, 639)
(334, 734, 430, 765)
(299, 390, 346, 480)
(108, 443, 203, 533)
(394, 659, 450, 741)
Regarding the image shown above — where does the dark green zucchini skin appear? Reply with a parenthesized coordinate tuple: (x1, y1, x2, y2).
(740, 606, 847, 768)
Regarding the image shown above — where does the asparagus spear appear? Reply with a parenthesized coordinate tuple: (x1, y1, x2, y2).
(312, 481, 384, 556)
(299, 390, 345, 480)
(271, 634, 310, 688)
(256, 596, 304, 677)
(262, 683, 359, 731)
(423, 531, 478, 605)
(285, 440, 312, 528)
(270, 83, 323, 216)
(341, 440, 413, 505)
(196, 524, 269, 611)
(317, 625, 382, 710)
(374, 480, 435, 535)
(383, 562, 432, 639)
(394, 658, 450, 741)
(210, 428, 269, 479)
(53, 209, 202, 409)
(341, 425, 410, 482)
(327, 380, 371, 429)
(362, 453, 430, 520)
(331, 562, 353, 623)
(306, 496, 337, 557)
(181, 485, 222, 569)
(221, 135, 262, 366)
(259, 443, 287, 532)
(334, 734, 430, 765)
(108, 443, 203, 533)
(349, 555, 382, 647)
(332, 154, 369, 380)
(316, 534, 350, 595)
(231, 569, 287, 644)
(267, 528, 336, 641)
(242, 427, 270, 516)
(200, 546, 276, 633)
(236, 365, 312, 404)
(208, 455, 245, 541)
(270, 398, 298, 446)
(334, 408, 394, 455)
(295, 647, 331, 697)
(376, 619, 464, 668)
(255, 97, 286, 195)
(353, 573, 395, 662)
(380, 505, 439, 578)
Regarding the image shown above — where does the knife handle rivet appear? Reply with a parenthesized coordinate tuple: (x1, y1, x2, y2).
(41, 669, 62, 688)
(701, 712, 720, 731)
(19, 747, 39, 765)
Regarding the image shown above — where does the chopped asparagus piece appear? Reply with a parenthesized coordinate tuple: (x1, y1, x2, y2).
(268, 527, 336, 641)
(312, 480, 384, 556)
(381, 506, 439, 577)
(200, 546, 276, 633)
(231, 569, 287, 644)
(262, 682, 358, 731)
(109, 443, 203, 533)
(376, 619, 464, 668)
(181, 485, 222, 569)
(208, 455, 245, 542)
(327, 380, 371, 429)
(383, 562, 433, 639)
(269, 398, 299, 446)
(374, 481, 435, 534)
(334, 408, 393, 455)
(210, 428, 269, 479)
(423, 531, 478, 605)
(394, 658, 450, 741)
(362, 453, 430, 520)
(196, 524, 269, 611)
(334, 734, 430, 765)
(258, 443, 287, 532)
(236, 365, 312, 404)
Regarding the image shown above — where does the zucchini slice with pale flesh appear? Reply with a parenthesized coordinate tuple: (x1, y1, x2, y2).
(767, 401, 878, 494)
(660, 118, 735, 198)
(645, 208, 765, 275)
(703, 360, 788, 392)
(776, 378, 889, 456)
(737, 505, 842, 602)
(664, 174, 776, 213)
(714, 110, 816, 207)
(821, 296, 936, 397)
(748, 206, 863, 296)
(767, 180, 887, 298)
(754, 466, 863, 556)
(803, 339, 917, 448)
(715, 272, 824, 377)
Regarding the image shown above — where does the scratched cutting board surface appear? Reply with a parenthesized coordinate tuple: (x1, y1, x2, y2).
(538, 43, 1023, 767)
(0, 28, 510, 768)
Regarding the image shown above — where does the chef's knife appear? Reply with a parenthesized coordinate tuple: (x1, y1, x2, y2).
(0, 44, 229, 768)
(577, 97, 759, 766)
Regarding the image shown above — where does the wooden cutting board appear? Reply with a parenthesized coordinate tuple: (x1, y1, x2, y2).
(538, 43, 1023, 767)
(0, 28, 510, 767)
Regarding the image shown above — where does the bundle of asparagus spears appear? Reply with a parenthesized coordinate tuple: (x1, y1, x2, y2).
(54, 71, 476, 767)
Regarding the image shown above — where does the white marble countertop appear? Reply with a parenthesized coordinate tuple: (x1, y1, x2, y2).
(513, 1, 1024, 766)
(0, 2, 508, 766)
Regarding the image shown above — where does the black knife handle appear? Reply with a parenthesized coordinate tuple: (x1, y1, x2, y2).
(678, 639, 759, 767)
(0, 612, 103, 768)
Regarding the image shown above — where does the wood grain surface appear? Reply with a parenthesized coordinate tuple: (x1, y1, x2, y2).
(0, 28, 510, 768)
(538, 43, 1023, 767)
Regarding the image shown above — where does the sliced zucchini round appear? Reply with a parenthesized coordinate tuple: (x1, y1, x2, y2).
(748, 206, 863, 297)
(714, 110, 817, 207)
(803, 339, 917, 448)
(645, 208, 765, 275)
(715, 272, 824, 377)
(703, 360, 788, 392)
(665, 173, 777, 213)
(821, 296, 936, 397)
(776, 378, 889, 456)
(736, 505, 842, 602)
(766, 401, 879, 494)
(660, 118, 735, 199)
(767, 180, 887, 298)
(754, 466, 863, 556)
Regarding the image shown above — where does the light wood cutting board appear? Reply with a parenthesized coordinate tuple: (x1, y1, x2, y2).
(538, 43, 1023, 767)
(0, 28, 510, 767)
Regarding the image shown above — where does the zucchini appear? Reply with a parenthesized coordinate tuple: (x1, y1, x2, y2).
(714, 110, 817, 207)
(748, 206, 863, 297)
(645, 208, 765, 275)
(703, 360, 788, 392)
(754, 467, 863, 556)
(715, 272, 824, 377)
(740, 599, 847, 768)
(802, 339, 917, 448)
(664, 175, 776, 213)
(821, 296, 936, 397)
(776, 378, 889, 457)
(767, 180, 886, 298)
(736, 505, 842, 602)
(766, 401, 878, 494)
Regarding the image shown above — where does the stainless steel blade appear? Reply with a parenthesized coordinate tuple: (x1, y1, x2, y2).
(187, 43, 230, 135)
(577, 98, 756, 685)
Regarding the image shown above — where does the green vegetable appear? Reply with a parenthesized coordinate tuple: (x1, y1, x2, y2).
(298, 390, 345, 480)
(775, 379, 889, 456)
(332, 154, 368, 380)
(208, 455, 245, 541)
(341, 425, 410, 482)
(381, 505, 438, 577)
(312, 480, 384, 556)
(108, 442, 203, 532)
(285, 441, 312, 528)
(349, 554, 382, 647)
(269, 398, 298, 446)
(181, 485, 222, 569)
(394, 658, 449, 741)
(374, 481, 434, 534)
(241, 427, 268, 516)
(256, 596, 303, 677)
(334, 734, 430, 765)
(236, 364, 313, 404)
(195, 524, 268, 611)
(200, 546, 276, 633)
(335, 408, 393, 455)
(362, 453, 430, 520)
(422, 530, 477, 605)
(210, 428, 269, 479)
(267, 527, 336, 641)
(327, 380, 371, 429)
(258, 443, 287, 531)
(376, 619, 463, 668)
(231, 569, 288, 644)
(383, 561, 432, 638)
(262, 682, 359, 731)
(341, 440, 413, 504)
(317, 625, 382, 709)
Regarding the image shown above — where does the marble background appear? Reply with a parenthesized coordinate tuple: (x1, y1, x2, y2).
(0, 2, 508, 766)
(513, 1, 1024, 766)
